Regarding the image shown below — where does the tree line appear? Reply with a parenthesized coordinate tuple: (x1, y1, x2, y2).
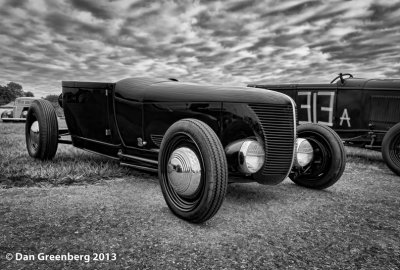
(0, 82, 34, 106)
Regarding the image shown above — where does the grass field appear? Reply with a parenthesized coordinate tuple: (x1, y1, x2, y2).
(1, 122, 399, 269)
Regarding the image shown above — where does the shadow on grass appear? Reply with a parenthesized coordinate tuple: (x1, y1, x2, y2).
(0, 175, 49, 188)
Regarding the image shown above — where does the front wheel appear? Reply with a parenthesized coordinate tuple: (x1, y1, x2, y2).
(158, 119, 228, 223)
(382, 122, 400, 176)
(25, 99, 58, 160)
(290, 123, 346, 189)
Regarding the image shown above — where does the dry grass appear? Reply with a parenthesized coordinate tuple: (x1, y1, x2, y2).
(0, 122, 399, 269)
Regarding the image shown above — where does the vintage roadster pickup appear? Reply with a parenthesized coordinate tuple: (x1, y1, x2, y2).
(25, 78, 346, 223)
(249, 73, 400, 176)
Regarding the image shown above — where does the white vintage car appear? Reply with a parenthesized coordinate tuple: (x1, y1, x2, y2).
(1, 97, 37, 122)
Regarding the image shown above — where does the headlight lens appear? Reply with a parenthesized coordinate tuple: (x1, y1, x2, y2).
(295, 138, 314, 167)
(239, 140, 265, 174)
(22, 111, 28, 117)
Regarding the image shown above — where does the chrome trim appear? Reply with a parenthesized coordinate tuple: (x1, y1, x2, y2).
(72, 135, 121, 148)
(294, 138, 314, 168)
(286, 95, 297, 178)
(120, 162, 158, 173)
(124, 145, 161, 153)
(1, 118, 26, 121)
(81, 148, 119, 161)
(235, 140, 265, 174)
(118, 153, 158, 165)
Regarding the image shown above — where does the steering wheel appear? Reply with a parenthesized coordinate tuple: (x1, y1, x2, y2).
(330, 73, 353, 84)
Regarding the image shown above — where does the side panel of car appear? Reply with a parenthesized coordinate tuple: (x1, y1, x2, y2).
(295, 84, 337, 127)
(114, 96, 143, 149)
(62, 83, 120, 157)
(335, 86, 371, 144)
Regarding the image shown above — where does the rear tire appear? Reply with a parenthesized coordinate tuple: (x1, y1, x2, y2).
(382, 122, 400, 176)
(290, 123, 346, 189)
(25, 99, 58, 160)
(159, 119, 228, 223)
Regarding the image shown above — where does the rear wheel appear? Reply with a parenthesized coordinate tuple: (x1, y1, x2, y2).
(382, 122, 400, 176)
(25, 99, 58, 160)
(159, 119, 228, 223)
(290, 123, 346, 189)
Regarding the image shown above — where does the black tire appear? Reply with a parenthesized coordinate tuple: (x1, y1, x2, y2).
(382, 122, 400, 176)
(290, 123, 346, 189)
(25, 99, 58, 160)
(158, 119, 228, 223)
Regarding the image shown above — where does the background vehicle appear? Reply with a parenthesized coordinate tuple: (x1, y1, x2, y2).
(249, 73, 400, 176)
(1, 97, 37, 122)
(25, 77, 346, 223)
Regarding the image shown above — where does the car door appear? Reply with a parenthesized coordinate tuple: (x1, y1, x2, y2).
(63, 84, 113, 144)
(114, 96, 143, 150)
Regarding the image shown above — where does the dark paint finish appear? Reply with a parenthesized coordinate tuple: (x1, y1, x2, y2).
(115, 77, 292, 104)
(62, 86, 111, 142)
(143, 102, 222, 149)
(62, 77, 296, 185)
(249, 77, 400, 148)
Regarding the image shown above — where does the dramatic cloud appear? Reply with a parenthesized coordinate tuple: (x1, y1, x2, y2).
(0, 0, 399, 97)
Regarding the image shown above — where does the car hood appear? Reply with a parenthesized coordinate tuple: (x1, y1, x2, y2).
(115, 77, 292, 105)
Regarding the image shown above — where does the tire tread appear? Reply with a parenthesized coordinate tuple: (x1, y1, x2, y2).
(25, 99, 58, 160)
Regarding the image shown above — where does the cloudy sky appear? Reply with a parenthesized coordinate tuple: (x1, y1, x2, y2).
(0, 0, 399, 97)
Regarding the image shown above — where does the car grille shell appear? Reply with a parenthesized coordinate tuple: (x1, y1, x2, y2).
(249, 103, 295, 183)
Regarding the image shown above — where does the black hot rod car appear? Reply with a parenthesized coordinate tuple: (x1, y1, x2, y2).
(249, 73, 400, 176)
(25, 78, 346, 223)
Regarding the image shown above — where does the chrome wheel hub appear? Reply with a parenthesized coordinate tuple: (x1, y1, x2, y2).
(167, 147, 202, 197)
(30, 121, 40, 150)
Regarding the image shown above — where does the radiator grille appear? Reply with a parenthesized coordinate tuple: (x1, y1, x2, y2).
(370, 95, 400, 127)
(249, 104, 295, 176)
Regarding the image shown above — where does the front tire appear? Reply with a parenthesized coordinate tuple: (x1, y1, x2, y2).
(290, 123, 346, 189)
(25, 99, 58, 160)
(159, 119, 228, 223)
(382, 122, 400, 176)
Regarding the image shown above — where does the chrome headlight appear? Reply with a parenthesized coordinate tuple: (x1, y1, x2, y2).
(22, 110, 28, 117)
(295, 138, 314, 167)
(239, 140, 265, 174)
(225, 139, 265, 174)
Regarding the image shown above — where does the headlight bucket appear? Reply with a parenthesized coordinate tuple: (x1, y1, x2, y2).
(295, 138, 314, 167)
